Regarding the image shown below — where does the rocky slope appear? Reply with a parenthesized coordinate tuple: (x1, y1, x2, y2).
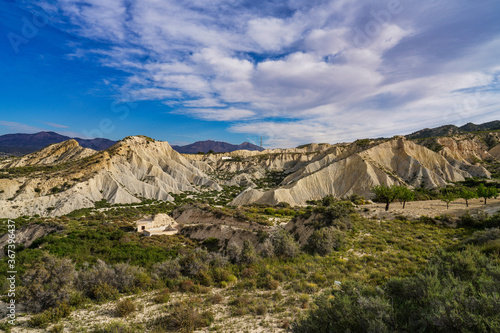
(173, 204, 269, 250)
(490, 143, 500, 159)
(1, 129, 500, 218)
(0, 224, 60, 257)
(0, 136, 220, 218)
(230, 137, 491, 206)
(182, 143, 338, 188)
(0, 139, 96, 168)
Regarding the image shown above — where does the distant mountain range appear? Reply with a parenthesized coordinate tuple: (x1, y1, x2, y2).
(1, 120, 498, 157)
(171, 140, 264, 154)
(0, 132, 117, 156)
(406, 121, 500, 139)
(0, 132, 264, 156)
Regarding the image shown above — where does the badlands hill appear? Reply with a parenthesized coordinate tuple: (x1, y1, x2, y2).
(0, 139, 96, 168)
(1, 129, 500, 218)
(0, 136, 219, 218)
(228, 137, 492, 206)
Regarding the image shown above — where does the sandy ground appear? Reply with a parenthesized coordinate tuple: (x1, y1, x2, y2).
(362, 197, 500, 221)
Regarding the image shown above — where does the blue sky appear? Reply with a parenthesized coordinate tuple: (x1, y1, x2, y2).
(0, 0, 499, 147)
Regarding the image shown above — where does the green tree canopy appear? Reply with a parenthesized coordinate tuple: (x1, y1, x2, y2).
(396, 186, 415, 209)
(371, 184, 404, 211)
(459, 188, 477, 207)
(477, 184, 498, 205)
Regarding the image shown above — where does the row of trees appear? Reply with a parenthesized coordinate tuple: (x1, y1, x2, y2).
(371, 183, 498, 211)
(441, 183, 498, 208)
(371, 185, 415, 211)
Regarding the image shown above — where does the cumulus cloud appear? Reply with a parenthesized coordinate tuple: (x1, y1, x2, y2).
(175, 108, 257, 122)
(25, 0, 500, 147)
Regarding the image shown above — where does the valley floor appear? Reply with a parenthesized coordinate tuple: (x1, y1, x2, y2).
(365, 198, 500, 221)
(2, 197, 499, 333)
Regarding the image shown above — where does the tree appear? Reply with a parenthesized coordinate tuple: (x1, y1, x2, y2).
(321, 195, 336, 207)
(371, 184, 402, 211)
(477, 184, 498, 205)
(459, 188, 477, 207)
(440, 191, 457, 209)
(397, 186, 414, 209)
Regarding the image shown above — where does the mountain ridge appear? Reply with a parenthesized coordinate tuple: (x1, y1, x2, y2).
(171, 140, 264, 154)
(406, 120, 500, 139)
(1, 121, 500, 218)
(0, 131, 116, 155)
(0, 132, 265, 156)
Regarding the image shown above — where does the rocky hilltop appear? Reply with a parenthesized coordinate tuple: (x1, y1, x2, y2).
(229, 137, 491, 206)
(0, 136, 219, 218)
(0, 139, 96, 168)
(1, 127, 500, 218)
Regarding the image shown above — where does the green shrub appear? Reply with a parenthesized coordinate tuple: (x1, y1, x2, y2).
(149, 301, 214, 332)
(0, 323, 12, 333)
(324, 201, 355, 219)
(293, 248, 500, 333)
(321, 195, 336, 207)
(209, 293, 224, 304)
(179, 279, 196, 292)
(115, 298, 136, 317)
(153, 289, 171, 304)
(307, 227, 345, 256)
(152, 258, 181, 280)
(464, 228, 500, 246)
(239, 240, 257, 264)
(229, 295, 268, 316)
(49, 324, 64, 333)
(93, 321, 134, 333)
(90, 283, 119, 302)
(271, 229, 300, 259)
(77, 260, 147, 299)
(348, 193, 366, 205)
(20, 254, 77, 313)
(298, 294, 310, 309)
(180, 252, 208, 277)
(264, 207, 276, 215)
(460, 211, 488, 227)
(28, 302, 72, 328)
(69, 291, 88, 308)
(292, 282, 392, 332)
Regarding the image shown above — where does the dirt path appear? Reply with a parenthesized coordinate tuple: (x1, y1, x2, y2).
(362, 198, 500, 220)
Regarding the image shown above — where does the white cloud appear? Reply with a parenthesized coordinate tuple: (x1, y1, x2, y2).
(247, 17, 303, 51)
(0, 121, 44, 133)
(177, 108, 257, 122)
(43, 122, 69, 128)
(41, 0, 500, 147)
